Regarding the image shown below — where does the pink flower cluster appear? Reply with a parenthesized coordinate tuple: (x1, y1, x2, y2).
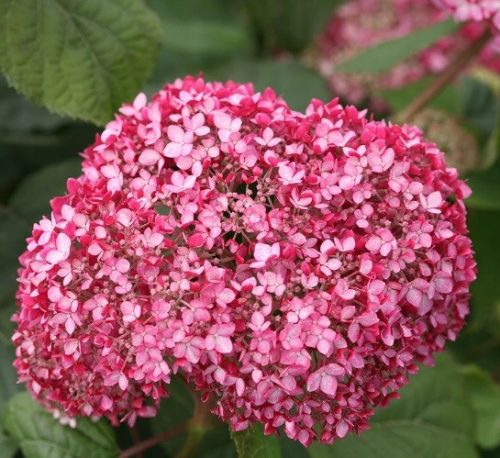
(13, 76, 476, 446)
(317, 0, 500, 107)
(433, 0, 500, 31)
(14, 184, 171, 425)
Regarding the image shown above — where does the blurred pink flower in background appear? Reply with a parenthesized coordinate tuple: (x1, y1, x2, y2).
(316, 0, 500, 108)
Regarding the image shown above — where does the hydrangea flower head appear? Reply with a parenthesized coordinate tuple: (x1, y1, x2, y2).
(13, 76, 476, 445)
(317, 0, 500, 107)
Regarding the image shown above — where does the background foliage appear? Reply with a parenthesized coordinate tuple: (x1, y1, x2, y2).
(0, 1, 499, 457)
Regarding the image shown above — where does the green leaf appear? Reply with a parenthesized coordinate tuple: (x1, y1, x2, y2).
(150, 377, 195, 455)
(0, 77, 65, 132)
(462, 365, 500, 449)
(149, 0, 251, 57)
(3, 392, 118, 458)
(148, 0, 243, 23)
(206, 59, 329, 111)
(245, 0, 342, 54)
(9, 158, 81, 222)
(161, 21, 252, 57)
(231, 424, 281, 458)
(466, 164, 500, 210)
(460, 77, 499, 136)
(0, 431, 18, 458)
(0, 208, 31, 311)
(468, 209, 500, 332)
(0, 0, 163, 125)
(381, 77, 459, 114)
(338, 18, 458, 74)
(279, 436, 309, 458)
(310, 354, 478, 458)
(145, 0, 252, 93)
(0, 340, 21, 416)
(468, 68, 500, 97)
(0, 307, 16, 350)
(150, 377, 238, 457)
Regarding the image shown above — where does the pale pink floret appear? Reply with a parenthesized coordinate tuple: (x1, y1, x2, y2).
(14, 76, 475, 447)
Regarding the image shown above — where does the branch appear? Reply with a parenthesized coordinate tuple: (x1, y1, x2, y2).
(396, 28, 492, 123)
(119, 422, 189, 458)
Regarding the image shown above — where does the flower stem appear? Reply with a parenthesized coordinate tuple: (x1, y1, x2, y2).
(396, 28, 492, 123)
(119, 422, 189, 458)
(128, 427, 143, 458)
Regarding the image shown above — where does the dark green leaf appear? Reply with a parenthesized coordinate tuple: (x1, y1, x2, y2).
(3, 393, 118, 458)
(148, 0, 242, 22)
(150, 377, 195, 455)
(0, 0, 163, 125)
(468, 209, 500, 332)
(480, 446, 500, 458)
(0, 208, 31, 311)
(161, 21, 252, 57)
(338, 19, 458, 74)
(206, 59, 330, 111)
(0, 306, 15, 346)
(279, 436, 309, 458)
(310, 354, 478, 458)
(0, 78, 65, 132)
(231, 424, 281, 458)
(145, 0, 252, 93)
(9, 158, 81, 222)
(466, 164, 500, 210)
(460, 77, 499, 136)
(462, 365, 500, 449)
(246, 0, 343, 54)
(149, 0, 251, 58)
(0, 340, 20, 416)
(149, 376, 236, 457)
(468, 68, 500, 97)
(197, 427, 237, 458)
(0, 431, 18, 458)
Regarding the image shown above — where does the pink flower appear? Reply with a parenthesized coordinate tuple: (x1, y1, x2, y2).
(278, 164, 305, 185)
(165, 171, 196, 193)
(139, 148, 162, 166)
(205, 324, 235, 354)
(251, 243, 281, 268)
(420, 191, 443, 214)
(14, 76, 475, 447)
(163, 125, 194, 158)
(307, 364, 345, 396)
(45, 233, 71, 264)
(365, 229, 397, 256)
(120, 301, 141, 323)
(213, 112, 242, 142)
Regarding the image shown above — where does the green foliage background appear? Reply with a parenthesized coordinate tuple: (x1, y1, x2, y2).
(0, 1, 499, 457)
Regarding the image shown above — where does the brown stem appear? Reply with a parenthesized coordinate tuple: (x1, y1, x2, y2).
(396, 28, 492, 123)
(119, 422, 189, 458)
(128, 427, 143, 458)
